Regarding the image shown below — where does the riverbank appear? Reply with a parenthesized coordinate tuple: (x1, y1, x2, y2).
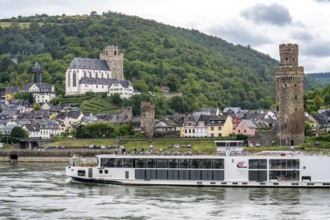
(0, 148, 115, 162)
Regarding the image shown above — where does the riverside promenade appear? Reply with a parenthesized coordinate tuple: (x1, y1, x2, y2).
(0, 148, 115, 162)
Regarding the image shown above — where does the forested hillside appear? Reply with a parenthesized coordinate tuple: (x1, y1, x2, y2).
(307, 73, 330, 86)
(0, 11, 319, 113)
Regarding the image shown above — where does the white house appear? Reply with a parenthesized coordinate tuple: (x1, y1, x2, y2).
(20, 83, 56, 103)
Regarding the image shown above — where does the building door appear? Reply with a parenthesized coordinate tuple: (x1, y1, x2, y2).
(290, 140, 295, 146)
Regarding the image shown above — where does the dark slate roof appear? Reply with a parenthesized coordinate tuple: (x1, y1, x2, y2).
(208, 114, 228, 125)
(242, 120, 257, 129)
(68, 57, 109, 70)
(5, 87, 20, 94)
(198, 114, 211, 123)
(35, 119, 60, 129)
(21, 83, 53, 92)
(56, 112, 67, 120)
(68, 111, 82, 119)
(24, 124, 40, 132)
(79, 78, 132, 88)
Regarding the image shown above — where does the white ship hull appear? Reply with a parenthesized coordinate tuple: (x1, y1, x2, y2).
(66, 154, 330, 188)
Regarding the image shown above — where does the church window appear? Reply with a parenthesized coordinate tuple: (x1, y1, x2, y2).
(73, 72, 77, 87)
(114, 50, 117, 56)
(68, 73, 71, 87)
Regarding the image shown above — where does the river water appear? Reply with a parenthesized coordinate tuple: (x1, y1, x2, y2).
(0, 162, 330, 220)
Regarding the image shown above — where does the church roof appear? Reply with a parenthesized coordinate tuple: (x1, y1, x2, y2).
(79, 78, 132, 88)
(68, 57, 109, 71)
(21, 83, 53, 91)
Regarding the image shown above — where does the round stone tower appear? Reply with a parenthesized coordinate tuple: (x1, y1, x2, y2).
(275, 44, 304, 146)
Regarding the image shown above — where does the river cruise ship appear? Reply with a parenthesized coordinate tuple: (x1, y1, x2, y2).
(66, 151, 330, 188)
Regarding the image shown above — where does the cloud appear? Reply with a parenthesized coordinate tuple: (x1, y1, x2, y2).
(240, 3, 292, 26)
(207, 22, 272, 46)
(290, 31, 314, 41)
(303, 42, 330, 57)
(315, 0, 330, 2)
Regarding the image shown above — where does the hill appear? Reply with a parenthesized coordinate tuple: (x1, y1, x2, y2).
(0, 12, 320, 113)
(306, 73, 330, 86)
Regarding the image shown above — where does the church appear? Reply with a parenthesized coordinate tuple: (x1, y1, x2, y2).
(65, 45, 139, 98)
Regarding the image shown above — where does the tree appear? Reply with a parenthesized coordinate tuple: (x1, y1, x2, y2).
(161, 73, 180, 92)
(313, 94, 323, 111)
(110, 93, 122, 105)
(13, 92, 34, 103)
(132, 79, 149, 93)
(11, 126, 29, 138)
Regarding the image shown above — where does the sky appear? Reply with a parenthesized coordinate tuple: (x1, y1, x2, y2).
(1, 0, 330, 73)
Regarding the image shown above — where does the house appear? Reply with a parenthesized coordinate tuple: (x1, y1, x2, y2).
(36, 119, 61, 139)
(20, 83, 56, 103)
(22, 124, 41, 138)
(223, 107, 241, 115)
(181, 114, 210, 137)
(5, 87, 20, 101)
(154, 116, 182, 137)
(207, 114, 233, 137)
(234, 119, 257, 136)
(56, 110, 84, 132)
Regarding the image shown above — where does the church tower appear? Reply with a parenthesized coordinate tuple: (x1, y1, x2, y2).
(32, 62, 41, 83)
(100, 45, 124, 80)
(275, 44, 304, 146)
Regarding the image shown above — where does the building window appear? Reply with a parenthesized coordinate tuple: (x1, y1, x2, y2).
(295, 95, 297, 99)
(211, 127, 214, 131)
(73, 72, 77, 87)
(218, 127, 221, 130)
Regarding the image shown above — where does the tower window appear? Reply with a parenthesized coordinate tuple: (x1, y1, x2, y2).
(295, 108, 297, 111)
(277, 105, 279, 111)
(295, 95, 297, 99)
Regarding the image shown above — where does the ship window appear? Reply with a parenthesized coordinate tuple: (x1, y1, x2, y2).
(105, 170, 108, 174)
(78, 170, 86, 176)
(146, 159, 156, 168)
(156, 159, 168, 168)
(202, 159, 212, 169)
(269, 159, 299, 169)
(180, 159, 189, 168)
(249, 159, 267, 169)
(145, 169, 156, 179)
(135, 159, 145, 168)
(114, 158, 123, 168)
(190, 159, 202, 169)
(269, 171, 299, 181)
(168, 170, 179, 180)
(124, 159, 133, 168)
(156, 170, 167, 179)
(249, 171, 267, 182)
(99, 170, 103, 174)
(190, 170, 202, 180)
(135, 170, 145, 179)
(101, 158, 114, 167)
(169, 159, 179, 168)
(212, 159, 224, 169)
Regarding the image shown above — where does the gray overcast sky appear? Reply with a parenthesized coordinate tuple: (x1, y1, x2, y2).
(1, 0, 330, 73)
